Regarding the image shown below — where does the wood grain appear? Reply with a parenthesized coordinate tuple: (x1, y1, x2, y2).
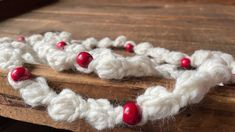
(1, 65, 235, 132)
(1, 0, 235, 131)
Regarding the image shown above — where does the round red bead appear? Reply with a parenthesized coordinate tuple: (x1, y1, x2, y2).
(76, 52, 93, 68)
(124, 43, 134, 53)
(56, 41, 67, 50)
(11, 67, 31, 81)
(180, 57, 191, 69)
(16, 35, 25, 42)
(122, 102, 141, 125)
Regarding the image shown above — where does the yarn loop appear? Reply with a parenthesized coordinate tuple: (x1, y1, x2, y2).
(0, 31, 234, 130)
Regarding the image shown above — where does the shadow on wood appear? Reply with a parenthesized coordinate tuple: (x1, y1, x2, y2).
(0, 0, 57, 21)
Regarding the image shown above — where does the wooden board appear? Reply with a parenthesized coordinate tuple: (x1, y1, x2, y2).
(1, 0, 235, 131)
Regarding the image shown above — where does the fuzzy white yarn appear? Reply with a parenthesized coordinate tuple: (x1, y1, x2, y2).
(1, 31, 235, 130)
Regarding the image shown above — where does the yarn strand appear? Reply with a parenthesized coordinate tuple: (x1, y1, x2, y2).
(0, 31, 234, 130)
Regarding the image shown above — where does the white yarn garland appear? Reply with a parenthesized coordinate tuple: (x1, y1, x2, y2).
(0, 31, 235, 130)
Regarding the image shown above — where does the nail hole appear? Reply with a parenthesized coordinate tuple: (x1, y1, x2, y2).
(186, 113, 191, 117)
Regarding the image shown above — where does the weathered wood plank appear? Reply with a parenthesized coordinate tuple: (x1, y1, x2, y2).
(1, 3, 235, 56)
(1, 0, 235, 131)
(0, 64, 174, 102)
(1, 65, 235, 132)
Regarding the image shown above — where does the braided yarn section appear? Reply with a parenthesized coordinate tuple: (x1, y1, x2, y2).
(0, 32, 234, 130)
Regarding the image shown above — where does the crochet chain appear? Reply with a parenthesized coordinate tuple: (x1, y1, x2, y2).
(0, 31, 235, 130)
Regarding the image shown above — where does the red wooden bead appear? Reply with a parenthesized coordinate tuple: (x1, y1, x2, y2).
(16, 35, 25, 42)
(11, 67, 31, 81)
(124, 43, 134, 53)
(76, 52, 93, 68)
(122, 102, 141, 125)
(56, 41, 67, 50)
(180, 57, 191, 69)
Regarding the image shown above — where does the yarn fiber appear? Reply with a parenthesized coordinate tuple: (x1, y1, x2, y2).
(0, 31, 234, 130)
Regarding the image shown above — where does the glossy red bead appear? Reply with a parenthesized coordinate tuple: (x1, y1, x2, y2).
(122, 102, 141, 125)
(124, 43, 134, 53)
(16, 35, 25, 42)
(76, 52, 93, 68)
(11, 67, 31, 81)
(180, 57, 191, 69)
(56, 41, 67, 50)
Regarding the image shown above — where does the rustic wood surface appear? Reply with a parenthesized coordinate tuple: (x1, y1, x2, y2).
(1, 0, 235, 131)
